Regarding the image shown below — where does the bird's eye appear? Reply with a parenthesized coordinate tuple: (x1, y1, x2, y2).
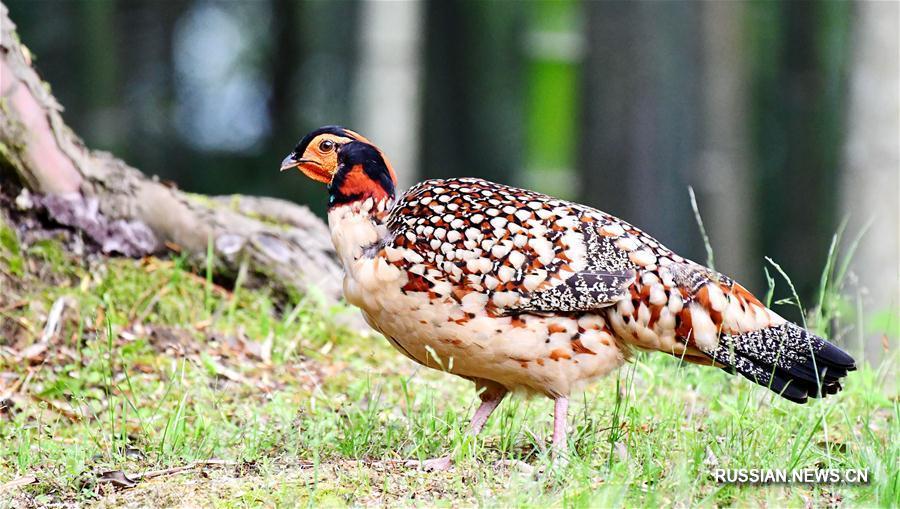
(318, 140, 335, 152)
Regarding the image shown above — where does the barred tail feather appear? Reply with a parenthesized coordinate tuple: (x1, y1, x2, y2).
(700, 323, 856, 404)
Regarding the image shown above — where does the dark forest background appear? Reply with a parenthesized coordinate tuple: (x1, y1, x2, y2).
(6, 0, 897, 357)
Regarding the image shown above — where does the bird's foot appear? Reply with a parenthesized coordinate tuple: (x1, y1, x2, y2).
(405, 456, 453, 472)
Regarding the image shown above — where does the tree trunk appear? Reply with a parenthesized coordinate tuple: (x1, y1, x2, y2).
(419, 0, 526, 185)
(354, 0, 423, 191)
(697, 1, 753, 284)
(0, 2, 344, 306)
(578, 1, 704, 261)
(841, 0, 900, 360)
(746, 1, 852, 304)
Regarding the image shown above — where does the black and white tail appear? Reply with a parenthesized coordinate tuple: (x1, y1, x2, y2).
(701, 322, 856, 403)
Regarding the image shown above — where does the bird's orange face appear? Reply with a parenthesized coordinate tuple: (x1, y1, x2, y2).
(280, 126, 372, 183)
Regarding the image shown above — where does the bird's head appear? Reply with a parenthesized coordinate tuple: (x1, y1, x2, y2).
(280, 125, 369, 182)
(281, 126, 397, 210)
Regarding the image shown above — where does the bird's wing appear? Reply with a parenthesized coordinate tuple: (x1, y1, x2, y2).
(382, 177, 636, 314)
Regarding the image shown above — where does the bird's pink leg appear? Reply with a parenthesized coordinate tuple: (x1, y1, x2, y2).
(469, 390, 504, 435)
(408, 387, 507, 471)
(551, 397, 569, 459)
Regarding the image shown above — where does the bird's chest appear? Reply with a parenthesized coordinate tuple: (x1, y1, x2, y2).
(341, 256, 482, 368)
(329, 203, 625, 395)
(326, 207, 457, 365)
(342, 256, 624, 395)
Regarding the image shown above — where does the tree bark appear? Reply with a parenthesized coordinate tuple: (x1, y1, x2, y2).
(355, 0, 423, 191)
(0, 2, 344, 305)
(697, 1, 753, 284)
(747, 2, 852, 302)
(420, 0, 526, 185)
(578, 1, 704, 261)
(841, 0, 900, 360)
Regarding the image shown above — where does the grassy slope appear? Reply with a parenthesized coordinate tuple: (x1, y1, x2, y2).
(0, 220, 896, 508)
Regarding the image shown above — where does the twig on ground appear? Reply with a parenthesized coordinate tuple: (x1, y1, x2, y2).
(136, 459, 237, 481)
(0, 475, 37, 493)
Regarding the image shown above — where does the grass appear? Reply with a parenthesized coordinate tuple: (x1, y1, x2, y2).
(0, 217, 897, 508)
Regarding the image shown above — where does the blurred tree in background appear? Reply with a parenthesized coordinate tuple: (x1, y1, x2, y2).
(5, 0, 897, 358)
(579, 0, 704, 269)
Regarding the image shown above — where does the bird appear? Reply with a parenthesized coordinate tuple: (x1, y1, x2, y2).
(280, 125, 856, 470)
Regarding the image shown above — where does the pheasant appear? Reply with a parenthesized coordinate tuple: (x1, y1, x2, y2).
(281, 125, 856, 470)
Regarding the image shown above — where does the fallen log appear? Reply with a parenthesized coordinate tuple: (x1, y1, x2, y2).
(0, 2, 344, 306)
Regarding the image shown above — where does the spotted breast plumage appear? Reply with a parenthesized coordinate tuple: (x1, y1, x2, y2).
(281, 125, 856, 470)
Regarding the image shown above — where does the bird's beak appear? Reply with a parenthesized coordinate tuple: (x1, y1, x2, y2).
(281, 153, 333, 183)
(280, 153, 301, 172)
